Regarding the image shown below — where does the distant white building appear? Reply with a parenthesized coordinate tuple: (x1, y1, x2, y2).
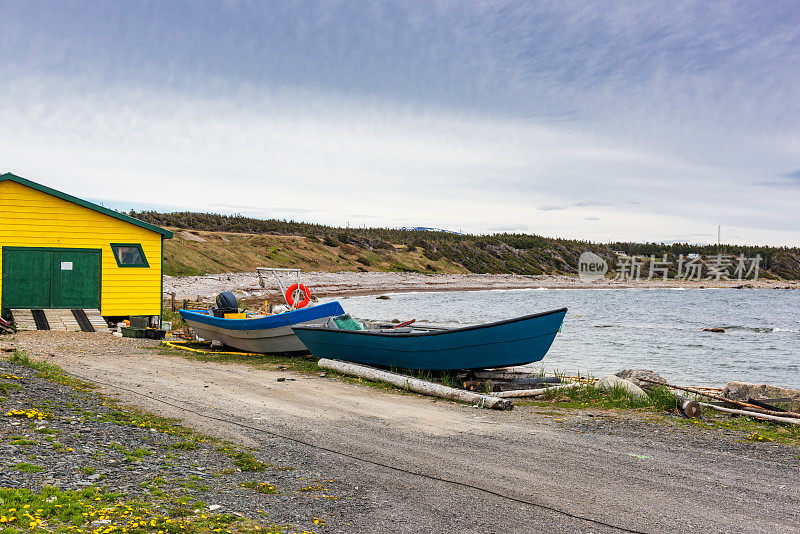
(398, 226, 463, 235)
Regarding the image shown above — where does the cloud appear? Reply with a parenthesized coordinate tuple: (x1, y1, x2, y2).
(0, 3, 798, 245)
(538, 206, 567, 211)
(754, 169, 800, 189)
(0, 78, 797, 245)
(210, 203, 328, 215)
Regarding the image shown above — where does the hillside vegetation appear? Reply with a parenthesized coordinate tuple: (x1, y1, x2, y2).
(130, 211, 800, 279)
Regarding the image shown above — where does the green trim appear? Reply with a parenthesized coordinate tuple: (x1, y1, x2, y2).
(159, 234, 164, 328)
(98, 249, 103, 314)
(2, 246, 101, 253)
(110, 243, 150, 268)
(0, 172, 173, 238)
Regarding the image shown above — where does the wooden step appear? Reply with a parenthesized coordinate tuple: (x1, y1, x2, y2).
(10, 308, 111, 332)
(10, 309, 36, 331)
(44, 309, 78, 331)
(83, 309, 111, 332)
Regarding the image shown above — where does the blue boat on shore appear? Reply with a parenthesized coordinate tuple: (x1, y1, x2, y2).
(292, 307, 567, 370)
(179, 301, 345, 353)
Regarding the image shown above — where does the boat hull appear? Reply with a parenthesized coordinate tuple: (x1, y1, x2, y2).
(292, 307, 567, 370)
(178, 301, 345, 353)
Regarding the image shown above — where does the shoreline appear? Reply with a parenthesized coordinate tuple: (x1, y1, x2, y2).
(164, 271, 800, 301)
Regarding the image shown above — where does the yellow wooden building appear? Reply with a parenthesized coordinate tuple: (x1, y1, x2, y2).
(0, 172, 172, 322)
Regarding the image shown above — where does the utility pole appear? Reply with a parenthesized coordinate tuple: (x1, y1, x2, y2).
(717, 225, 721, 248)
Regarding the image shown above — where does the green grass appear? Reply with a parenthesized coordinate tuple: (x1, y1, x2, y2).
(10, 439, 36, 446)
(518, 383, 680, 412)
(8, 350, 94, 391)
(673, 411, 800, 445)
(100, 408, 194, 438)
(170, 440, 199, 451)
(241, 481, 277, 494)
(14, 462, 43, 473)
(161, 307, 187, 330)
(296, 484, 327, 493)
(0, 382, 22, 395)
(0, 486, 282, 534)
(215, 445, 267, 472)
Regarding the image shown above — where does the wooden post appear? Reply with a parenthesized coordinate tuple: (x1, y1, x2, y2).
(317, 359, 513, 410)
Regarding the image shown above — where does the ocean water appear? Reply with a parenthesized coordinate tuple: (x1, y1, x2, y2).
(321, 289, 800, 388)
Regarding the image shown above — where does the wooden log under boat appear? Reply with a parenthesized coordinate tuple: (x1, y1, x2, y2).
(318, 358, 513, 411)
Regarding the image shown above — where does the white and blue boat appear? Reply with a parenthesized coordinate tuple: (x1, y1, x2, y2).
(292, 307, 567, 371)
(179, 301, 345, 353)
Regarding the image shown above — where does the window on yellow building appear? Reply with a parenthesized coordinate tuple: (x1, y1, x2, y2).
(111, 243, 149, 267)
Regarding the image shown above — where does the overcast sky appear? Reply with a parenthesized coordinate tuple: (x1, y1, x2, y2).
(1, 1, 799, 245)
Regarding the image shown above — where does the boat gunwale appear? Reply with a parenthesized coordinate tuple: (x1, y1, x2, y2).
(293, 307, 568, 338)
(178, 301, 344, 331)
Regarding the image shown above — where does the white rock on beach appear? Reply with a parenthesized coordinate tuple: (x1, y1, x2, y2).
(596, 375, 648, 398)
(615, 369, 668, 392)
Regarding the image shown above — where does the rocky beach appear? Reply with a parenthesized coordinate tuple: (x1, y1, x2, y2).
(165, 271, 799, 303)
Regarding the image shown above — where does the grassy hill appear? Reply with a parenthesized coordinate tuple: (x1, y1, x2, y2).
(164, 229, 469, 277)
(132, 211, 800, 279)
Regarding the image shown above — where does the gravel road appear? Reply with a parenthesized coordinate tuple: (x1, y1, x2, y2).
(6, 331, 799, 533)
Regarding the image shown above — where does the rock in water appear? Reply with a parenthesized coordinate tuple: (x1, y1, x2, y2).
(596, 375, 648, 398)
(615, 369, 668, 392)
(723, 382, 800, 412)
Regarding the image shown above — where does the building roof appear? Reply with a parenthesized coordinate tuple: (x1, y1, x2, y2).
(0, 172, 173, 238)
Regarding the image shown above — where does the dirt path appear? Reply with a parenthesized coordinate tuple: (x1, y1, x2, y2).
(7, 332, 800, 533)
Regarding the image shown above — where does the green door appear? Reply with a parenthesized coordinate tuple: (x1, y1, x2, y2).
(1, 248, 52, 311)
(2, 247, 101, 314)
(51, 250, 101, 309)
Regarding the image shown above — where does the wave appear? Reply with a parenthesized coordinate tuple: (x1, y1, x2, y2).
(718, 325, 799, 334)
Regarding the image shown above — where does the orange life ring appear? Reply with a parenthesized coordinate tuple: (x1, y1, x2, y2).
(285, 283, 311, 308)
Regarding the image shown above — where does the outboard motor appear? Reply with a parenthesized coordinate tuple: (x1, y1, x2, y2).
(213, 291, 239, 318)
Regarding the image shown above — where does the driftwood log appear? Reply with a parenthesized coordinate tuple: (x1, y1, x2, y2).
(699, 402, 800, 425)
(637, 377, 800, 419)
(491, 382, 579, 399)
(676, 395, 702, 418)
(470, 370, 560, 382)
(317, 359, 513, 411)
